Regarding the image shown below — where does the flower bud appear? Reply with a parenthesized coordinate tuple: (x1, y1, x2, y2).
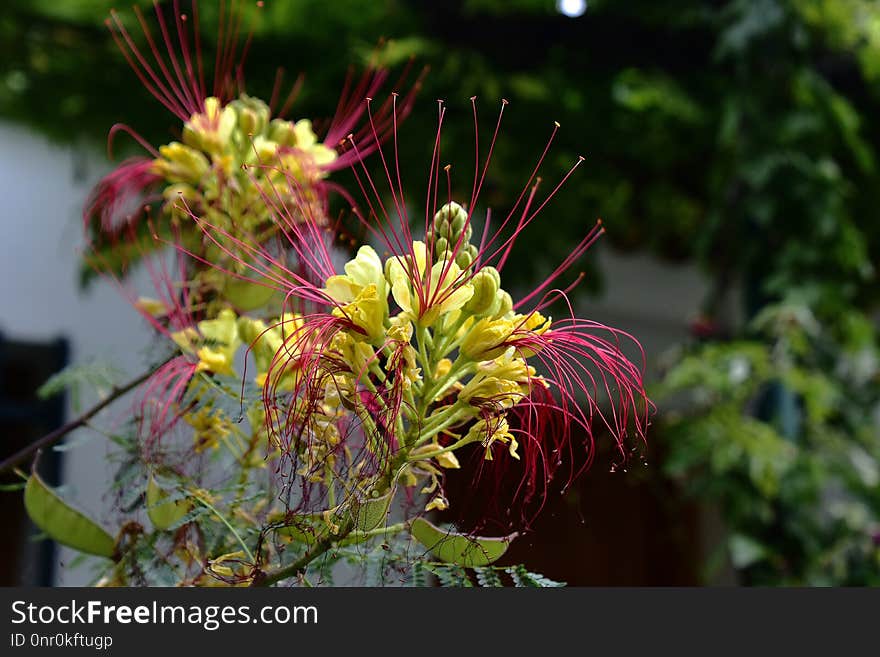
(232, 95, 270, 135)
(455, 249, 473, 269)
(464, 266, 501, 315)
(268, 118, 297, 147)
(152, 142, 210, 184)
(238, 108, 259, 136)
(495, 290, 513, 317)
(434, 201, 467, 228)
(460, 317, 513, 360)
(451, 209, 467, 234)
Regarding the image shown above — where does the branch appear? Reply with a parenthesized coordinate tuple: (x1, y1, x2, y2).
(0, 356, 174, 473)
(252, 522, 354, 588)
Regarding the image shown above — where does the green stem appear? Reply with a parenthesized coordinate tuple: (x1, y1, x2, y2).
(408, 435, 477, 461)
(423, 360, 476, 404)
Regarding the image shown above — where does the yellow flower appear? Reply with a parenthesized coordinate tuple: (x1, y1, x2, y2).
(459, 349, 537, 410)
(151, 142, 210, 184)
(425, 496, 449, 512)
(435, 450, 461, 469)
(183, 96, 237, 155)
(464, 416, 520, 461)
(334, 283, 387, 343)
(386, 241, 474, 327)
(460, 311, 551, 360)
(460, 317, 515, 360)
(134, 297, 169, 317)
(194, 309, 241, 376)
(207, 550, 247, 577)
(324, 245, 389, 343)
(435, 358, 453, 378)
(185, 406, 231, 452)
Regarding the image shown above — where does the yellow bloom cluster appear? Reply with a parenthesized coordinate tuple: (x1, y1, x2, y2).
(151, 95, 337, 233)
(158, 202, 553, 517)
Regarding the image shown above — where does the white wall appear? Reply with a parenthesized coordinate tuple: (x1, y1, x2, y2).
(0, 121, 154, 585)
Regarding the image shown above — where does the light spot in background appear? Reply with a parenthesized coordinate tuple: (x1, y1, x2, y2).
(557, 0, 587, 18)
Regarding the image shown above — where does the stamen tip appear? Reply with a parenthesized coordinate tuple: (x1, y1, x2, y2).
(554, 121, 561, 128)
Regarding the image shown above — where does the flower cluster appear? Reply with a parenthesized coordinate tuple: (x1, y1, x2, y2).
(185, 92, 651, 537)
(20, 1, 650, 586)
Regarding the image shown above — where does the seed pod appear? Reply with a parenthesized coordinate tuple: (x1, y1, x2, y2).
(146, 475, 190, 531)
(410, 517, 514, 567)
(24, 472, 116, 558)
(348, 487, 395, 532)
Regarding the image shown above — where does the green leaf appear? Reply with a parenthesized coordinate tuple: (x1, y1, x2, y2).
(409, 517, 514, 567)
(506, 564, 566, 587)
(432, 564, 473, 587)
(37, 360, 122, 413)
(474, 566, 503, 587)
(410, 561, 428, 587)
(728, 534, 768, 569)
(24, 473, 116, 558)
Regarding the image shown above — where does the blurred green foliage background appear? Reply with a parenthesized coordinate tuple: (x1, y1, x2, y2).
(1, 0, 878, 584)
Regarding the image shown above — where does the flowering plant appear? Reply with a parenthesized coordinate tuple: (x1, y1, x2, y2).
(7, 1, 650, 587)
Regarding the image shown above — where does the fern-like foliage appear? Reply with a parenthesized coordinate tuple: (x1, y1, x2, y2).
(505, 564, 566, 587)
(474, 566, 504, 587)
(411, 562, 566, 587)
(37, 359, 124, 412)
